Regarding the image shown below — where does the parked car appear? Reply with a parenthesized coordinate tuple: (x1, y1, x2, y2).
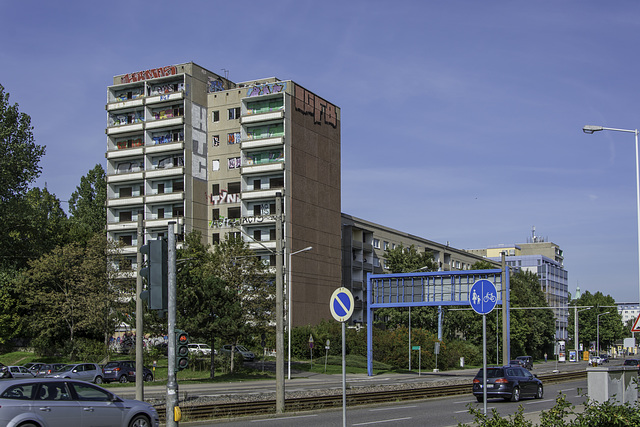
(23, 362, 46, 375)
(473, 366, 543, 402)
(103, 361, 153, 383)
(188, 343, 213, 356)
(589, 356, 605, 365)
(220, 344, 255, 361)
(2, 366, 36, 379)
(0, 378, 159, 427)
(623, 358, 640, 369)
(599, 354, 610, 363)
(34, 363, 66, 377)
(509, 360, 525, 368)
(515, 356, 533, 370)
(45, 363, 104, 384)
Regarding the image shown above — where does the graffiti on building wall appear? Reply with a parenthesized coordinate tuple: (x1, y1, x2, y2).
(120, 65, 178, 84)
(208, 77, 225, 93)
(191, 103, 207, 181)
(228, 157, 241, 170)
(209, 214, 279, 228)
(211, 188, 241, 205)
(246, 82, 287, 98)
(294, 85, 337, 128)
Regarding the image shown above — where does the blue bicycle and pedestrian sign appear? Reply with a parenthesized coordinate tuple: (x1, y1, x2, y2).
(469, 279, 498, 315)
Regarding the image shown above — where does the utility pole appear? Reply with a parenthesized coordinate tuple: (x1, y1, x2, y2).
(275, 193, 285, 413)
(166, 222, 178, 426)
(135, 217, 144, 401)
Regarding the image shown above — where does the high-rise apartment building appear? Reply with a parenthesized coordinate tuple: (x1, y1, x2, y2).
(105, 62, 341, 327)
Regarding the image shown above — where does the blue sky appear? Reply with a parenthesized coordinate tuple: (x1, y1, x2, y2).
(2, 0, 640, 302)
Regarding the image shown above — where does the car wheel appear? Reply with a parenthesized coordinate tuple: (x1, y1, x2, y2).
(119, 375, 129, 383)
(476, 395, 483, 403)
(19, 423, 38, 427)
(144, 373, 153, 382)
(94, 376, 103, 384)
(536, 384, 543, 399)
(510, 386, 521, 402)
(129, 414, 151, 427)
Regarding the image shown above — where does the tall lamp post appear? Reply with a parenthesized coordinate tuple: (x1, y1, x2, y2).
(583, 125, 640, 307)
(287, 246, 313, 380)
(575, 306, 591, 359)
(597, 311, 611, 358)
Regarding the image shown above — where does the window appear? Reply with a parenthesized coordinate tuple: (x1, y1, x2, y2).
(383, 241, 389, 250)
(253, 179, 261, 190)
(212, 135, 219, 147)
(373, 258, 380, 267)
(228, 107, 241, 120)
(212, 160, 220, 171)
(157, 208, 165, 219)
(212, 110, 219, 122)
(228, 157, 241, 169)
(253, 205, 261, 216)
(157, 183, 164, 194)
(119, 235, 133, 246)
(1, 382, 37, 399)
(212, 233, 220, 244)
(212, 208, 219, 220)
(173, 179, 184, 192)
(228, 207, 241, 219)
(229, 231, 241, 240)
(269, 177, 284, 188)
(270, 229, 276, 240)
(253, 230, 261, 241)
(173, 204, 184, 217)
(71, 382, 111, 402)
(119, 187, 132, 198)
(212, 184, 219, 195)
(227, 132, 241, 144)
(373, 238, 380, 249)
(228, 182, 241, 194)
(119, 211, 132, 222)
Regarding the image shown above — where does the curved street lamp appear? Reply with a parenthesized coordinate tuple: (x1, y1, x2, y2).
(287, 246, 313, 380)
(583, 125, 640, 308)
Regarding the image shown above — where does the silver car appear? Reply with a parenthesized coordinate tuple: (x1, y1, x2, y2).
(45, 363, 104, 384)
(0, 378, 159, 427)
(2, 366, 36, 379)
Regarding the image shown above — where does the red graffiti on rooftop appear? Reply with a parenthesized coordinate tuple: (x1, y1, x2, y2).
(120, 66, 178, 84)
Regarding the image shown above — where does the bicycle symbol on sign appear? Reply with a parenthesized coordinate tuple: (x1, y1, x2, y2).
(483, 292, 496, 303)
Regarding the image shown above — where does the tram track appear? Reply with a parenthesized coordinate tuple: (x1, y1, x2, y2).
(156, 370, 587, 422)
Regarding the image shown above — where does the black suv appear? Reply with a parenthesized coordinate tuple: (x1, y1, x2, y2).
(102, 361, 153, 383)
(515, 356, 533, 370)
(473, 366, 543, 402)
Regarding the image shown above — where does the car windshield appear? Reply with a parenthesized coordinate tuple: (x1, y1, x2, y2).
(200, 344, 211, 349)
(103, 362, 120, 369)
(236, 345, 248, 351)
(57, 364, 74, 372)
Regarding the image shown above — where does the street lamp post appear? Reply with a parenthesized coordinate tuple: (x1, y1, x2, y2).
(583, 125, 640, 308)
(575, 306, 591, 358)
(597, 311, 611, 358)
(287, 246, 313, 380)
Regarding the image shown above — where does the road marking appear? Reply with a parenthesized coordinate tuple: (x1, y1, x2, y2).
(455, 407, 495, 414)
(526, 399, 554, 404)
(369, 405, 418, 412)
(251, 414, 318, 422)
(353, 417, 412, 425)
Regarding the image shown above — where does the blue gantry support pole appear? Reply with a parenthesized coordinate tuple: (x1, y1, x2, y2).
(367, 273, 373, 376)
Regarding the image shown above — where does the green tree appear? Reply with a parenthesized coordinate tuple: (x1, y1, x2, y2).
(176, 231, 242, 377)
(509, 270, 555, 358)
(383, 243, 438, 274)
(568, 290, 623, 353)
(68, 164, 107, 244)
(17, 234, 127, 358)
(0, 84, 47, 270)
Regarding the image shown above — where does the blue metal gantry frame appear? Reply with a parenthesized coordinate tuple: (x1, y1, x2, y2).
(366, 268, 510, 376)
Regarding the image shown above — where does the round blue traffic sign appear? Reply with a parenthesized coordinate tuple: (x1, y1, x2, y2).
(330, 287, 354, 322)
(469, 279, 498, 315)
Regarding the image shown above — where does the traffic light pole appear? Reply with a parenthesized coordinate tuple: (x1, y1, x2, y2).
(166, 222, 178, 426)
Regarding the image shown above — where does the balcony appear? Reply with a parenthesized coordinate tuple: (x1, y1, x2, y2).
(240, 188, 282, 200)
(241, 110, 284, 124)
(107, 171, 144, 183)
(146, 166, 184, 179)
(241, 136, 283, 150)
(146, 141, 184, 154)
(146, 116, 184, 130)
(146, 92, 184, 104)
(107, 122, 144, 135)
(248, 241, 276, 252)
(106, 98, 144, 111)
(145, 218, 175, 229)
(107, 196, 144, 208)
(107, 221, 137, 232)
(145, 192, 184, 204)
(106, 147, 144, 160)
(241, 162, 284, 175)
